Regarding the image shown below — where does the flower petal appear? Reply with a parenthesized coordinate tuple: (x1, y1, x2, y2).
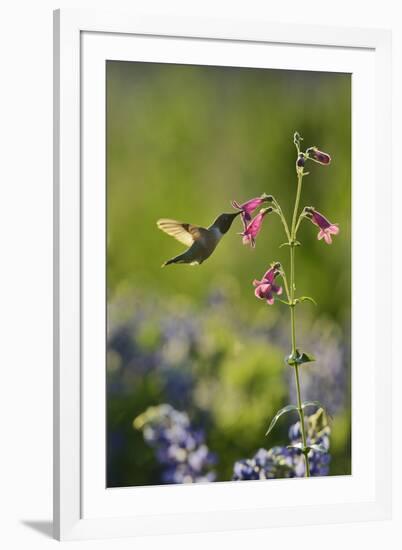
(241, 198, 266, 214)
(272, 284, 283, 296)
(239, 213, 248, 230)
(254, 286, 265, 299)
(312, 210, 331, 230)
(262, 266, 277, 284)
(241, 210, 268, 246)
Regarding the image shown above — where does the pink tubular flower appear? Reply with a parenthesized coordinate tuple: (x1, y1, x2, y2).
(307, 208, 339, 245)
(241, 207, 271, 247)
(231, 194, 272, 230)
(253, 264, 283, 305)
(306, 146, 331, 165)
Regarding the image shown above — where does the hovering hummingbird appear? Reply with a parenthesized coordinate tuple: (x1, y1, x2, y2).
(157, 211, 240, 266)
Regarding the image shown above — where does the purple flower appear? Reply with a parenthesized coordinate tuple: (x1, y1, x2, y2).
(253, 264, 283, 305)
(232, 195, 272, 230)
(232, 448, 295, 480)
(288, 410, 331, 477)
(232, 410, 332, 481)
(306, 208, 339, 245)
(306, 146, 331, 165)
(134, 404, 216, 484)
(241, 208, 271, 247)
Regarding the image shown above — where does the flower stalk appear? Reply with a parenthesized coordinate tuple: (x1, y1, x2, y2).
(289, 170, 310, 477)
(232, 132, 337, 479)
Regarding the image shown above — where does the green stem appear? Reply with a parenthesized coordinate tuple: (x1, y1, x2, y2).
(291, 174, 303, 238)
(294, 211, 306, 236)
(272, 199, 291, 242)
(280, 269, 291, 303)
(294, 364, 311, 477)
(290, 247, 296, 352)
(289, 172, 310, 478)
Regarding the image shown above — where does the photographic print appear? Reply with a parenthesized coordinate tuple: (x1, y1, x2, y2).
(106, 61, 351, 487)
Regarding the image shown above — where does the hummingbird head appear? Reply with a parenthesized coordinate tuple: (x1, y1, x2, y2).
(212, 212, 240, 234)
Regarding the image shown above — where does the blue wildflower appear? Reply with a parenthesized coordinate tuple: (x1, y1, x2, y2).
(233, 408, 331, 480)
(134, 404, 216, 484)
(289, 408, 331, 477)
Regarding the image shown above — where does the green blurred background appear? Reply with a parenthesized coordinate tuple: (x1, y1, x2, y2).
(106, 61, 351, 487)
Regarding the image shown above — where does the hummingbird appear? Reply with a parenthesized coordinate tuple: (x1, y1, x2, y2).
(157, 211, 240, 266)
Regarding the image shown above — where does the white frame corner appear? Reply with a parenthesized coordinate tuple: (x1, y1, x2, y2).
(53, 8, 392, 541)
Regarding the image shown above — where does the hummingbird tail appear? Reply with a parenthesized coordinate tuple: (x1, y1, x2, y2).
(161, 255, 183, 267)
(161, 252, 196, 267)
(161, 258, 174, 267)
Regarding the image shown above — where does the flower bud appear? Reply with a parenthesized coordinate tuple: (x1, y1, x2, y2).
(306, 146, 331, 165)
(296, 153, 306, 168)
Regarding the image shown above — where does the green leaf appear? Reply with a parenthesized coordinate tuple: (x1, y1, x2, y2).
(298, 296, 317, 306)
(288, 443, 327, 454)
(297, 351, 316, 365)
(302, 401, 333, 419)
(279, 240, 301, 248)
(286, 349, 316, 366)
(265, 405, 298, 436)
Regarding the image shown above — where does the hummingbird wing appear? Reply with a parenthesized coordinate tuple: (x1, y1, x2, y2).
(157, 219, 208, 247)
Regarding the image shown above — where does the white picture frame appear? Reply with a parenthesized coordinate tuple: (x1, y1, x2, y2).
(53, 8, 392, 541)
